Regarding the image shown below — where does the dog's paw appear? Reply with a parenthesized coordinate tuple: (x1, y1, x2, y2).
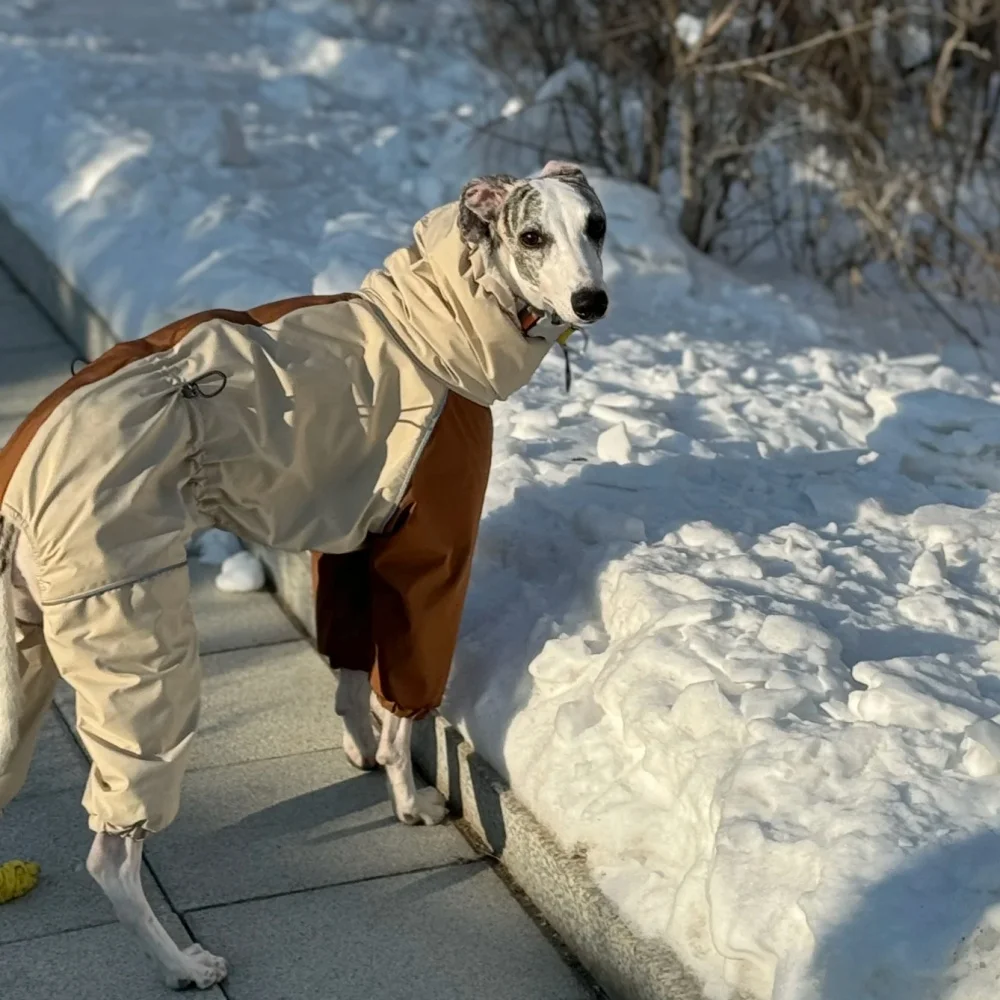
(343, 735, 378, 771)
(164, 943, 229, 990)
(342, 719, 379, 771)
(396, 786, 448, 826)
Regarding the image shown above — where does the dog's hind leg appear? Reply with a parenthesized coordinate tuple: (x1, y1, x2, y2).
(0, 521, 22, 773)
(0, 531, 58, 807)
(374, 702, 447, 825)
(43, 564, 226, 989)
(87, 833, 227, 989)
(335, 668, 378, 770)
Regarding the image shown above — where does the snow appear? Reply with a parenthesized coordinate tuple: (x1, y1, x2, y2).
(674, 13, 705, 50)
(595, 422, 633, 465)
(188, 526, 245, 566)
(4, 2, 1000, 999)
(215, 551, 267, 593)
(188, 526, 266, 592)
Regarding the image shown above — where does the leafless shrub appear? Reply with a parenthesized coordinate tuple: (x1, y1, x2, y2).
(470, 0, 1000, 344)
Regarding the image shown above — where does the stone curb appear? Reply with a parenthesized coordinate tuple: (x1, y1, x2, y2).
(0, 203, 708, 1000)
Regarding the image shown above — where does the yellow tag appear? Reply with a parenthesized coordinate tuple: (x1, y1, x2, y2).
(557, 327, 575, 346)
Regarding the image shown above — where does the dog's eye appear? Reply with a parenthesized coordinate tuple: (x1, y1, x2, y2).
(519, 229, 544, 248)
(586, 215, 606, 242)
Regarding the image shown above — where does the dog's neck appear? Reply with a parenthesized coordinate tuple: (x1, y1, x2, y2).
(517, 301, 574, 344)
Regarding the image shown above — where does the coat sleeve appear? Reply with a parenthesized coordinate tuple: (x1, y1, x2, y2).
(313, 391, 493, 719)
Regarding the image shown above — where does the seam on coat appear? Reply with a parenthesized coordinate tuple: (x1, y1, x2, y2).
(358, 296, 418, 369)
(360, 294, 482, 405)
(357, 296, 449, 534)
(377, 391, 447, 533)
(178, 368, 209, 518)
(38, 559, 189, 607)
(376, 395, 447, 536)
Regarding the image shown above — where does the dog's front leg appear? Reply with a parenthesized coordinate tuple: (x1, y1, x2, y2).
(373, 705, 447, 825)
(335, 669, 378, 770)
(86, 832, 228, 989)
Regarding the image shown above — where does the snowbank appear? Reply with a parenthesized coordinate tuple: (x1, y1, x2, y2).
(457, 322, 1000, 998)
(4, 3, 1000, 998)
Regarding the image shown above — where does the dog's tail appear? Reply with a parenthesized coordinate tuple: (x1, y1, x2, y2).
(0, 522, 21, 774)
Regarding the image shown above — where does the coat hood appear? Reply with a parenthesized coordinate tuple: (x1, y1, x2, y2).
(359, 202, 552, 406)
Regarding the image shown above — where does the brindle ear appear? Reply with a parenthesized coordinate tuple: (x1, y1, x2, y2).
(540, 160, 597, 203)
(541, 160, 586, 180)
(458, 174, 516, 246)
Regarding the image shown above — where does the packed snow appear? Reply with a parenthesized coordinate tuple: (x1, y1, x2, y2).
(189, 526, 246, 567)
(4, 3, 1000, 999)
(215, 550, 268, 593)
(188, 525, 265, 591)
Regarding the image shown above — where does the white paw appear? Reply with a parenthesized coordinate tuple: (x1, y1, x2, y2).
(341, 716, 379, 771)
(396, 786, 448, 826)
(164, 943, 229, 990)
(343, 730, 378, 771)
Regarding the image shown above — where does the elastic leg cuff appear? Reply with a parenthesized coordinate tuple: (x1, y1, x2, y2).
(372, 689, 435, 721)
(87, 819, 152, 841)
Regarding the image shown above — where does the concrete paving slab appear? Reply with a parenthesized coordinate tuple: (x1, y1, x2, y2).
(191, 640, 341, 770)
(0, 345, 74, 418)
(145, 750, 476, 911)
(0, 788, 170, 944)
(0, 293, 65, 351)
(188, 864, 594, 1000)
(189, 560, 300, 655)
(0, 914, 225, 1000)
(18, 709, 88, 800)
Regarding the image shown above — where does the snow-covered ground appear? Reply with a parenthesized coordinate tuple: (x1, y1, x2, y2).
(4, 3, 1000, 999)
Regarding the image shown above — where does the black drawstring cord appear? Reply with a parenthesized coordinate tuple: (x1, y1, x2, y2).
(560, 342, 572, 392)
(71, 358, 227, 400)
(180, 370, 228, 398)
(558, 329, 590, 392)
(70, 359, 227, 396)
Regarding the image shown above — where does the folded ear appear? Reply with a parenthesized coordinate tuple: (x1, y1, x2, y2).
(458, 174, 516, 245)
(541, 160, 586, 180)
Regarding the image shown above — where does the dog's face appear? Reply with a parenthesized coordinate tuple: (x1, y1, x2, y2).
(458, 162, 608, 331)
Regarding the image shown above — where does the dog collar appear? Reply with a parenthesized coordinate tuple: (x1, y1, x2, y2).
(518, 306, 576, 345)
(518, 305, 582, 392)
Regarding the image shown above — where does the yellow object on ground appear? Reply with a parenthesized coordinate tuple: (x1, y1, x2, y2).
(0, 859, 40, 902)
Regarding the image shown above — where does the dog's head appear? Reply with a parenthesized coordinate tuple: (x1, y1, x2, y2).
(458, 162, 608, 331)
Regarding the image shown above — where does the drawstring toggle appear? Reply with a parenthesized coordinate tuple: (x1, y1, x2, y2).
(180, 370, 228, 399)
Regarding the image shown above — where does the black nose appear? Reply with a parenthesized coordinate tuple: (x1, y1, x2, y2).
(570, 288, 608, 322)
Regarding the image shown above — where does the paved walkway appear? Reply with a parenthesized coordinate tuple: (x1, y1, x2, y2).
(0, 269, 595, 1000)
